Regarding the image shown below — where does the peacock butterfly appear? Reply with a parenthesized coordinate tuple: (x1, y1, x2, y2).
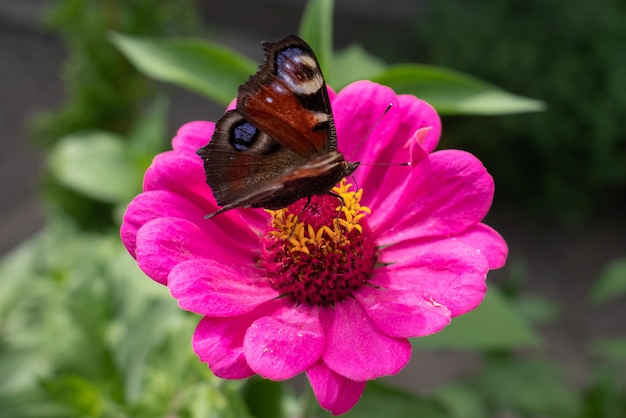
(197, 35, 359, 218)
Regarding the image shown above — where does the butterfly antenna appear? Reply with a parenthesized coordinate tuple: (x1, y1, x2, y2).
(348, 102, 393, 161)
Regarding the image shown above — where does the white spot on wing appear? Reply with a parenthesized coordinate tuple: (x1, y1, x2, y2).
(276, 51, 324, 95)
(271, 82, 286, 94)
(313, 111, 329, 123)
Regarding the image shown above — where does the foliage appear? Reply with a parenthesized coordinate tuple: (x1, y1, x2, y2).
(413, 0, 626, 222)
(0, 221, 251, 418)
(110, 29, 544, 116)
(33, 0, 200, 230)
(46, 95, 169, 230)
(35, 0, 199, 144)
(589, 257, 626, 304)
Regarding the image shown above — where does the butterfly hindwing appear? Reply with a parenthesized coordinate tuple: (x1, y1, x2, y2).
(199, 110, 304, 208)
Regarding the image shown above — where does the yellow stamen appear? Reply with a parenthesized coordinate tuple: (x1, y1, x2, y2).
(265, 179, 371, 254)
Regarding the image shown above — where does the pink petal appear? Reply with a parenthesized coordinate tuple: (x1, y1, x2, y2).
(307, 361, 366, 415)
(135, 217, 246, 285)
(123, 190, 259, 271)
(371, 150, 495, 244)
(333, 82, 403, 206)
(332, 82, 441, 210)
(244, 304, 324, 380)
(396, 94, 441, 153)
(356, 286, 451, 338)
(376, 239, 489, 317)
(321, 298, 411, 381)
(172, 121, 215, 154)
(334, 81, 400, 162)
(193, 301, 288, 379)
(121, 190, 207, 258)
(453, 223, 508, 269)
(168, 259, 278, 316)
(143, 150, 267, 241)
(327, 85, 336, 101)
(192, 315, 254, 379)
(359, 127, 431, 211)
(143, 150, 215, 211)
(234, 207, 273, 235)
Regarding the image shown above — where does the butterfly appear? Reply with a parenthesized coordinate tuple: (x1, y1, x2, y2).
(197, 35, 359, 218)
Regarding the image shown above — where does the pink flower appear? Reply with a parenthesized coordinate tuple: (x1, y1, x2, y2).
(121, 81, 507, 415)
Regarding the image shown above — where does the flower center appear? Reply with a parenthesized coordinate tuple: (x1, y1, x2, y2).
(260, 180, 377, 306)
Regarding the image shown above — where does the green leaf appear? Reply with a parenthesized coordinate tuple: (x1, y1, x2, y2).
(477, 357, 580, 417)
(588, 337, 626, 364)
(185, 382, 253, 418)
(372, 64, 545, 115)
(299, 0, 334, 75)
(243, 378, 285, 418)
(112, 298, 182, 403)
(589, 257, 626, 304)
(128, 94, 169, 159)
(514, 294, 560, 324)
(49, 131, 142, 203)
(0, 237, 40, 320)
(110, 32, 256, 105)
(434, 384, 488, 418)
(412, 287, 541, 350)
(0, 389, 76, 418)
(41, 374, 108, 417)
(329, 44, 387, 88)
(582, 367, 626, 418)
(341, 381, 449, 418)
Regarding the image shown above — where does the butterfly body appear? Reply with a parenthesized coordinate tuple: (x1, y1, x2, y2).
(197, 35, 358, 217)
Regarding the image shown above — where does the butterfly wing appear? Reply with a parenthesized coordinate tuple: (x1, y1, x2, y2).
(237, 35, 337, 157)
(197, 35, 356, 217)
(198, 110, 305, 211)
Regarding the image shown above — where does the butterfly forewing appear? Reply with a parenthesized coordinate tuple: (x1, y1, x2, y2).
(237, 35, 337, 157)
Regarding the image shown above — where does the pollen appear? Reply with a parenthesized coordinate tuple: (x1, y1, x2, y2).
(261, 180, 377, 306)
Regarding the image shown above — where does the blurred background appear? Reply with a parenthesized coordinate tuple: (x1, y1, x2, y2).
(2, 0, 625, 416)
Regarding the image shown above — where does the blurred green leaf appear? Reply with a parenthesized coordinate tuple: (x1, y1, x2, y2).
(128, 95, 169, 160)
(476, 357, 580, 417)
(111, 297, 181, 403)
(244, 378, 285, 418)
(434, 384, 488, 418)
(309, 380, 449, 417)
(589, 257, 626, 304)
(413, 287, 541, 350)
(372, 64, 545, 115)
(181, 382, 252, 418)
(110, 32, 256, 105)
(329, 44, 387, 88)
(0, 222, 234, 417)
(588, 337, 626, 365)
(0, 238, 40, 320)
(341, 381, 449, 418)
(514, 294, 560, 324)
(580, 366, 626, 418)
(49, 131, 142, 203)
(0, 389, 75, 418)
(41, 374, 109, 417)
(299, 0, 334, 75)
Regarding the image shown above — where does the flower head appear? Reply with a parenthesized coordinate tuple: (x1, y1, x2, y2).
(121, 81, 507, 415)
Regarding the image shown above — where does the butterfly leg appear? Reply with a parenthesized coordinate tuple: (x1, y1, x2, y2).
(288, 196, 312, 238)
(324, 191, 346, 233)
